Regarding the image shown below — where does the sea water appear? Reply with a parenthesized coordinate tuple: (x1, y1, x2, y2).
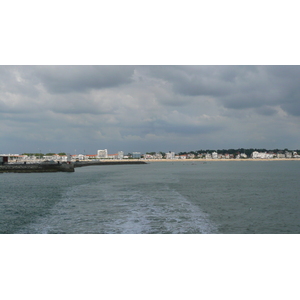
(0, 161, 299, 234)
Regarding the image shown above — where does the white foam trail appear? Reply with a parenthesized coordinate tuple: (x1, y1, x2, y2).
(17, 181, 218, 234)
(105, 185, 219, 234)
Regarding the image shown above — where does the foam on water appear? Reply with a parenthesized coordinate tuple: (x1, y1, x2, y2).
(17, 181, 218, 234)
(104, 186, 218, 234)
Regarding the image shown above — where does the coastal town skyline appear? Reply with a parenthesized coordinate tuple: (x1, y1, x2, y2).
(2, 146, 300, 161)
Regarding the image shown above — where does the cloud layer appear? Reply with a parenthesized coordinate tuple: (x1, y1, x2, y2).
(1, 66, 299, 154)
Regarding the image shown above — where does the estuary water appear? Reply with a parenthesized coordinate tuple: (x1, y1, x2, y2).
(1, 161, 299, 234)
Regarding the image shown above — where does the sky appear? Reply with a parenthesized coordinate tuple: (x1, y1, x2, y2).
(1, 65, 300, 155)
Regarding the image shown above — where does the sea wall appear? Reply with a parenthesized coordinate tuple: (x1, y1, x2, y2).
(74, 160, 147, 167)
(0, 163, 75, 173)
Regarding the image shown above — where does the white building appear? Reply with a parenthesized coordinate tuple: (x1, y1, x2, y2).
(166, 152, 175, 159)
(97, 149, 108, 158)
(285, 151, 292, 158)
(212, 152, 218, 159)
(205, 153, 212, 159)
(118, 151, 124, 159)
(77, 154, 88, 160)
(293, 152, 300, 158)
(154, 153, 163, 159)
(252, 151, 274, 159)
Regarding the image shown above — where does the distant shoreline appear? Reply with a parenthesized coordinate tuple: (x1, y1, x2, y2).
(140, 158, 300, 162)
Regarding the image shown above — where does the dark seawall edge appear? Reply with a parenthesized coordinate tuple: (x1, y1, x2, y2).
(74, 160, 147, 167)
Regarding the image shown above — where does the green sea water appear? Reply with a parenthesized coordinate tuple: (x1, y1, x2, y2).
(1, 161, 299, 233)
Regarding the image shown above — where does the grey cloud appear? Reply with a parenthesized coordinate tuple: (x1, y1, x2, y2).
(280, 102, 300, 116)
(0, 66, 40, 97)
(254, 106, 278, 116)
(140, 66, 269, 97)
(18, 66, 135, 94)
(120, 118, 222, 138)
(1, 65, 300, 154)
(47, 94, 117, 115)
(142, 66, 300, 117)
(153, 121, 222, 136)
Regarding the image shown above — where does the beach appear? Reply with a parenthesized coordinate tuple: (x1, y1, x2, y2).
(141, 158, 300, 162)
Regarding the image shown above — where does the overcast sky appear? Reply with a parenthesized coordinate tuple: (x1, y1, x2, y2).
(1, 65, 300, 154)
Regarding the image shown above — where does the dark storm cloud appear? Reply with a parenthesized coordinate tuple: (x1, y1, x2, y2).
(120, 118, 222, 137)
(263, 66, 300, 116)
(254, 106, 278, 116)
(18, 65, 135, 94)
(139, 66, 268, 98)
(139, 65, 300, 116)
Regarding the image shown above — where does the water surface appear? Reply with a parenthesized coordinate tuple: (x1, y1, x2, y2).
(1, 161, 299, 233)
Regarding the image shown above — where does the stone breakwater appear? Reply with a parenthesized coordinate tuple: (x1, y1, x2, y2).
(0, 163, 75, 173)
(74, 160, 147, 167)
(0, 160, 147, 173)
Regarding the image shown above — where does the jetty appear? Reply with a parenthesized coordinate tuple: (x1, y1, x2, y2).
(0, 160, 147, 173)
(0, 162, 75, 173)
(74, 160, 147, 167)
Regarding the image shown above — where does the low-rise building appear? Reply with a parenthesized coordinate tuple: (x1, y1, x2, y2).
(285, 151, 292, 158)
(205, 153, 212, 159)
(97, 149, 108, 159)
(132, 152, 141, 159)
(252, 151, 274, 159)
(118, 151, 124, 159)
(166, 152, 175, 159)
(293, 152, 300, 158)
(212, 152, 218, 159)
(154, 153, 163, 159)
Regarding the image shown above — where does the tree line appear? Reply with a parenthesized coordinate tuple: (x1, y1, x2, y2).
(177, 148, 299, 157)
(21, 152, 67, 157)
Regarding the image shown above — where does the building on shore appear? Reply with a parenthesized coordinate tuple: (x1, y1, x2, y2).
(205, 153, 212, 159)
(166, 152, 175, 159)
(252, 151, 275, 159)
(212, 152, 218, 159)
(132, 152, 141, 159)
(118, 151, 124, 159)
(97, 149, 108, 159)
(285, 151, 292, 158)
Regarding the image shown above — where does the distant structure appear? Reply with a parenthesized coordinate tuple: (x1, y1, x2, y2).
(66, 153, 72, 162)
(205, 153, 212, 159)
(165, 152, 175, 159)
(0, 156, 9, 165)
(118, 151, 124, 159)
(212, 151, 218, 159)
(132, 152, 141, 159)
(97, 149, 108, 159)
(252, 151, 275, 159)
